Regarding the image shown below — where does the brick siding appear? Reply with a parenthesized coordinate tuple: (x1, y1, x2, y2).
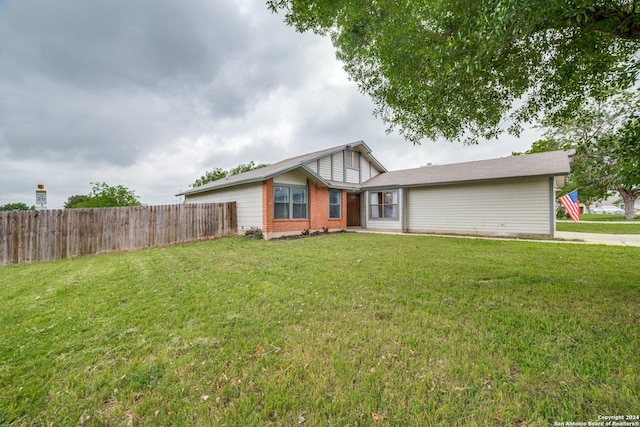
(262, 178, 347, 238)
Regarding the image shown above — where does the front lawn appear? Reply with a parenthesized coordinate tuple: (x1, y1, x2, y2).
(579, 214, 639, 221)
(556, 221, 640, 234)
(1, 234, 638, 426)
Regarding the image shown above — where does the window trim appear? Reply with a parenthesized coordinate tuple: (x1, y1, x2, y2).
(369, 190, 399, 220)
(273, 184, 308, 220)
(345, 149, 360, 170)
(329, 189, 342, 219)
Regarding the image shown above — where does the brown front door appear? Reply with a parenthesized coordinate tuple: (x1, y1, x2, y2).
(347, 193, 361, 226)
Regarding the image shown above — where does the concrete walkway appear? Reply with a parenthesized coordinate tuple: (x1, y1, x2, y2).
(352, 229, 640, 247)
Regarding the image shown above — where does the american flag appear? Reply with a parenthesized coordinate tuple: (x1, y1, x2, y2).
(559, 190, 580, 222)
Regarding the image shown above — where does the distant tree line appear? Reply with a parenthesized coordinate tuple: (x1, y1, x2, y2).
(0, 202, 35, 211)
(64, 182, 142, 209)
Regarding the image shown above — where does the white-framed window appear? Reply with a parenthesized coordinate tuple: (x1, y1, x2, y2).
(346, 150, 359, 170)
(274, 185, 308, 219)
(369, 190, 398, 220)
(329, 190, 342, 219)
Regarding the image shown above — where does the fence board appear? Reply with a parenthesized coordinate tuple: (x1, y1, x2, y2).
(0, 203, 236, 265)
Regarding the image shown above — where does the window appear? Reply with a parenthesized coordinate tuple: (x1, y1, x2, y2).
(369, 190, 398, 219)
(274, 185, 307, 219)
(329, 190, 342, 219)
(346, 150, 359, 170)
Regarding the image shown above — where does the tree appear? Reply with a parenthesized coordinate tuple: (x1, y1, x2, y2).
(0, 202, 34, 211)
(191, 161, 270, 187)
(268, 0, 640, 143)
(65, 183, 143, 208)
(533, 91, 639, 218)
(601, 115, 640, 218)
(192, 168, 226, 188)
(63, 195, 89, 209)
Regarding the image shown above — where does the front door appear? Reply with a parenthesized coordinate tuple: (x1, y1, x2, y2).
(347, 193, 361, 226)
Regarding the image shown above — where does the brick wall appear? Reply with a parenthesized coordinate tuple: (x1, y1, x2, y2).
(262, 178, 347, 239)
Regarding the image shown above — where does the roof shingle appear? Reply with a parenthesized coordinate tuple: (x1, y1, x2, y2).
(361, 150, 572, 189)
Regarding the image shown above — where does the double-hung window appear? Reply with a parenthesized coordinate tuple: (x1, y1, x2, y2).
(274, 185, 308, 219)
(369, 190, 398, 219)
(329, 190, 342, 219)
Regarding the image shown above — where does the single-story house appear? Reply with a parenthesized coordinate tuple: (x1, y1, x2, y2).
(176, 141, 572, 239)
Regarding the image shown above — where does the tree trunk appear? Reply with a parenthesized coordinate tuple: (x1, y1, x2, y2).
(617, 187, 639, 220)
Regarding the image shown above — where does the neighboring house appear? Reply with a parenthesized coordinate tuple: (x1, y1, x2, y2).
(589, 195, 640, 213)
(176, 141, 572, 239)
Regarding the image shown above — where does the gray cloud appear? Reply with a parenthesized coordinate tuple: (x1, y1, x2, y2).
(0, 0, 536, 208)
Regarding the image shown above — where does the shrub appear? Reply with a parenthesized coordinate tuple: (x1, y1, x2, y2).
(556, 207, 569, 219)
(244, 227, 264, 240)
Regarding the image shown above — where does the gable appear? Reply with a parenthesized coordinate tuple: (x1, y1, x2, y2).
(176, 140, 386, 197)
(302, 146, 386, 185)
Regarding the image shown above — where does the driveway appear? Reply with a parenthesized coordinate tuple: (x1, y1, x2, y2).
(554, 231, 640, 247)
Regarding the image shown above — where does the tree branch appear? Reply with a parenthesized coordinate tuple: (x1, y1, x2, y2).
(564, 6, 640, 40)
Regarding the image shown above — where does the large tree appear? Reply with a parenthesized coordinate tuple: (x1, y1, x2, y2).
(268, 0, 640, 143)
(65, 182, 142, 208)
(601, 114, 640, 218)
(534, 91, 639, 218)
(191, 161, 269, 187)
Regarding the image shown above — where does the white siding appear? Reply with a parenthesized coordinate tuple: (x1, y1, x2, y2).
(304, 161, 318, 174)
(405, 178, 553, 236)
(305, 151, 383, 184)
(318, 156, 332, 180)
(362, 189, 403, 231)
(185, 183, 263, 234)
(346, 168, 360, 184)
(274, 170, 308, 186)
(333, 153, 344, 182)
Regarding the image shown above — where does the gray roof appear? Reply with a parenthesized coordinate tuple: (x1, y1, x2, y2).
(361, 150, 573, 189)
(176, 140, 385, 196)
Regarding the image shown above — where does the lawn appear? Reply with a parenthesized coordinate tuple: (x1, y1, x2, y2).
(556, 221, 640, 234)
(579, 214, 639, 222)
(1, 234, 639, 426)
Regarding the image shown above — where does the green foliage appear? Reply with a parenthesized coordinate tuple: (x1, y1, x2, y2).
(0, 202, 34, 211)
(611, 114, 640, 189)
(229, 161, 270, 176)
(66, 182, 142, 208)
(512, 139, 561, 156)
(1, 235, 639, 424)
(268, 0, 640, 143)
(556, 206, 569, 220)
(191, 161, 270, 187)
(63, 194, 88, 209)
(535, 91, 640, 216)
(192, 167, 226, 188)
(244, 227, 264, 240)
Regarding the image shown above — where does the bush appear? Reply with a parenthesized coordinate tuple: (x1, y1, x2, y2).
(556, 207, 569, 219)
(244, 227, 264, 240)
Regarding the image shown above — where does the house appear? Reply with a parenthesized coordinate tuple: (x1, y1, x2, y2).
(176, 141, 572, 239)
(589, 194, 640, 214)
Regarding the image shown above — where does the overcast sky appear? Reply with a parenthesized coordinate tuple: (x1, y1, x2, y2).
(0, 0, 538, 209)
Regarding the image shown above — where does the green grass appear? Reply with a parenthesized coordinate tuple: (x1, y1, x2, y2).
(579, 214, 639, 221)
(1, 234, 639, 426)
(557, 221, 640, 234)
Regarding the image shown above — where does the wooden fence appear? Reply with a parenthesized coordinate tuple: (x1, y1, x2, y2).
(0, 202, 237, 265)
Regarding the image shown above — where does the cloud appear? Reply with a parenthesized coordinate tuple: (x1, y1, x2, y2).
(0, 0, 539, 209)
